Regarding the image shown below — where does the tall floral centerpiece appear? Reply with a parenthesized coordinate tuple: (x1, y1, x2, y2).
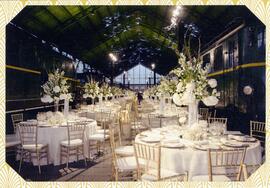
(171, 53, 220, 127)
(157, 77, 178, 112)
(100, 83, 112, 101)
(83, 81, 100, 104)
(157, 77, 177, 97)
(111, 86, 122, 98)
(41, 69, 72, 112)
(146, 86, 159, 100)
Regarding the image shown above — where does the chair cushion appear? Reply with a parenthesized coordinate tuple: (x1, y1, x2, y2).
(88, 134, 109, 141)
(22, 144, 47, 151)
(116, 156, 145, 171)
(61, 139, 83, 147)
(141, 169, 180, 181)
(191, 175, 231, 181)
(6, 134, 21, 147)
(115, 145, 134, 156)
(95, 129, 110, 134)
(131, 124, 147, 130)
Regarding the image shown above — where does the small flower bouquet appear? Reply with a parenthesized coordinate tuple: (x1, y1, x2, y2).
(100, 83, 113, 97)
(83, 81, 100, 99)
(41, 69, 72, 103)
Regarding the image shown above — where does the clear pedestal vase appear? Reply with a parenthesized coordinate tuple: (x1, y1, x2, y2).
(99, 96, 103, 105)
(170, 97, 173, 110)
(159, 96, 165, 114)
(188, 101, 199, 127)
(64, 99, 69, 117)
(54, 99, 59, 112)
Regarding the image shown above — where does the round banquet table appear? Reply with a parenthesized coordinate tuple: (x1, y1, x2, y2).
(135, 126, 262, 180)
(18, 119, 97, 166)
(141, 108, 187, 128)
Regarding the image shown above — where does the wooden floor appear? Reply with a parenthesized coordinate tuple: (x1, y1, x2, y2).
(6, 124, 132, 181)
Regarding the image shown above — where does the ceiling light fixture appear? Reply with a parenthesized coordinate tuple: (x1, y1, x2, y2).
(165, 6, 182, 31)
(151, 63, 155, 69)
(109, 53, 118, 62)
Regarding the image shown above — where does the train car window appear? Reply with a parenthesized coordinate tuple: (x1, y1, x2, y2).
(228, 41, 235, 68)
(214, 46, 223, 71)
(257, 31, 263, 48)
(248, 27, 255, 47)
(264, 29, 266, 46)
(202, 53, 210, 68)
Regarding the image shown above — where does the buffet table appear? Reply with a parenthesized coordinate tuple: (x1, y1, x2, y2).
(135, 125, 262, 180)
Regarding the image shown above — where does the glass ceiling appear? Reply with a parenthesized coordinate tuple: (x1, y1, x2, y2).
(114, 64, 161, 85)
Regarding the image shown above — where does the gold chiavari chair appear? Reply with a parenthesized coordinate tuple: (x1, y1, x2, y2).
(119, 104, 131, 135)
(250, 121, 265, 146)
(131, 115, 149, 139)
(208, 117, 228, 130)
(60, 121, 87, 168)
(109, 129, 138, 181)
(199, 108, 209, 120)
(134, 142, 188, 181)
(192, 148, 247, 181)
(11, 113, 24, 134)
(109, 118, 134, 157)
(6, 113, 23, 157)
(148, 113, 161, 128)
(210, 109, 217, 118)
(88, 110, 111, 157)
(18, 122, 49, 174)
(248, 120, 265, 173)
(95, 110, 111, 134)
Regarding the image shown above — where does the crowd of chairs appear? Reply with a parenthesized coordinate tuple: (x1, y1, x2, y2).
(5, 98, 266, 181)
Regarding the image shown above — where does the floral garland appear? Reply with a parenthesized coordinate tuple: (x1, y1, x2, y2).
(83, 81, 100, 99)
(170, 53, 220, 106)
(41, 69, 72, 103)
(100, 83, 112, 97)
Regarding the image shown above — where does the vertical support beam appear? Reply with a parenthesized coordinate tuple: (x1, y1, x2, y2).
(123, 73, 125, 86)
(154, 70, 156, 85)
(110, 62, 114, 85)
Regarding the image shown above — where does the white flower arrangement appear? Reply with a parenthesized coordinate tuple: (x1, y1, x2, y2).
(182, 125, 208, 141)
(47, 111, 66, 125)
(144, 86, 159, 97)
(111, 86, 124, 96)
(157, 77, 177, 97)
(83, 81, 100, 99)
(41, 69, 72, 103)
(170, 53, 220, 106)
(37, 111, 66, 125)
(100, 83, 113, 97)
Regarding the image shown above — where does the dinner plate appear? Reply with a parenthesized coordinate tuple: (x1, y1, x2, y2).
(141, 137, 161, 143)
(162, 142, 184, 148)
(229, 135, 256, 142)
(38, 124, 51, 127)
(222, 141, 248, 148)
(193, 144, 221, 151)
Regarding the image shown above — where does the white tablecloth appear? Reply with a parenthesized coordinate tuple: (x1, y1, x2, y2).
(19, 120, 97, 166)
(135, 127, 262, 180)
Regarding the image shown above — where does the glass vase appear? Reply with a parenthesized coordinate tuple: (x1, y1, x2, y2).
(64, 99, 69, 117)
(188, 100, 199, 127)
